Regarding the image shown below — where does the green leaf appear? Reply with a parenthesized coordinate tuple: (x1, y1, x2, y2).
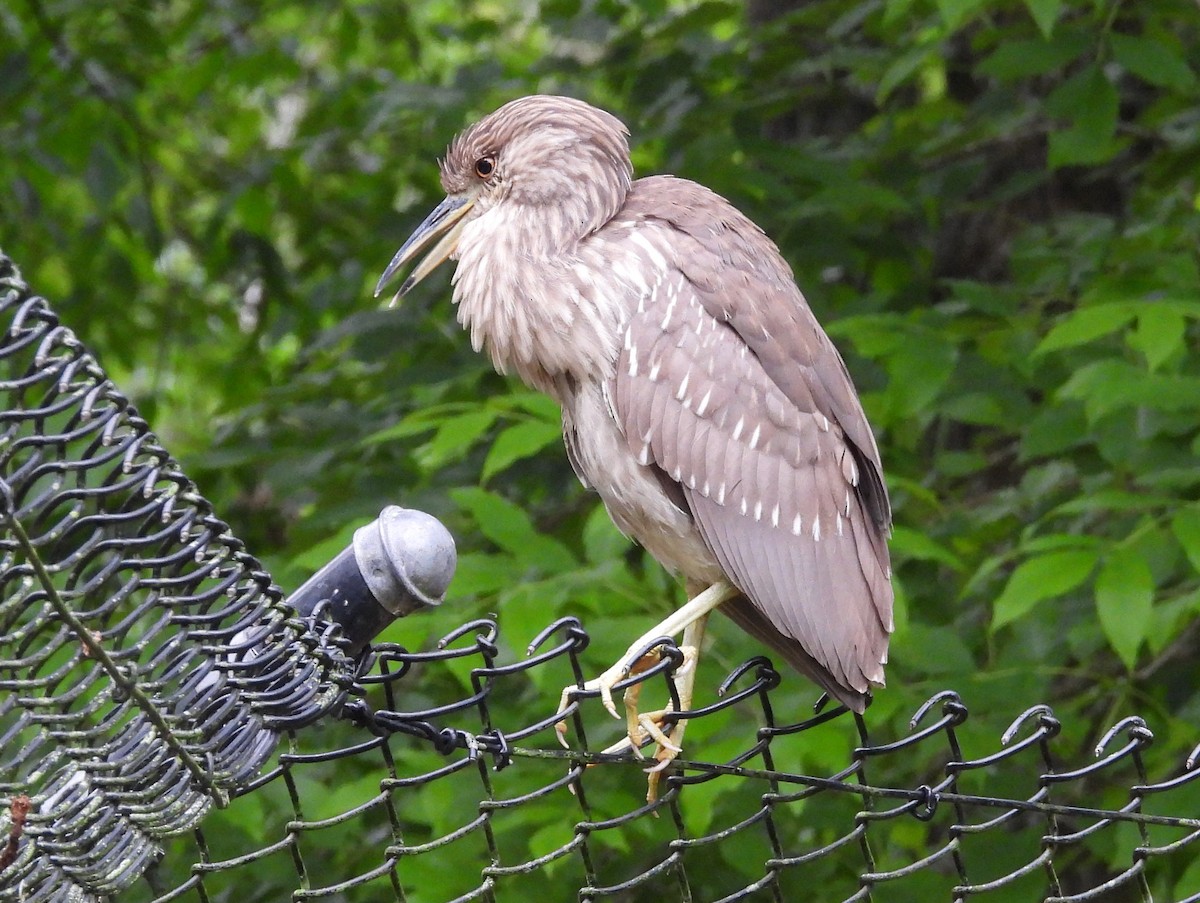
(992, 548, 1098, 630)
(526, 822, 574, 867)
(291, 519, 364, 570)
(978, 31, 1089, 80)
(1015, 533, 1103, 556)
(939, 392, 1006, 427)
(889, 526, 965, 571)
(1058, 361, 1200, 420)
(1110, 33, 1196, 90)
(504, 391, 561, 420)
(1034, 302, 1136, 355)
(1172, 505, 1200, 575)
(415, 410, 497, 471)
(935, 0, 986, 30)
(1047, 127, 1123, 170)
(877, 46, 933, 103)
(1046, 65, 1120, 169)
(1047, 489, 1169, 518)
(826, 314, 908, 357)
(1127, 307, 1186, 371)
(1176, 855, 1200, 903)
(450, 551, 526, 596)
(1094, 549, 1154, 671)
(582, 504, 633, 565)
(481, 419, 563, 482)
(1147, 588, 1200, 655)
(1022, 0, 1061, 38)
(1019, 404, 1088, 460)
(361, 404, 480, 445)
(450, 487, 577, 574)
(894, 623, 975, 675)
(882, 329, 957, 417)
(882, 0, 919, 26)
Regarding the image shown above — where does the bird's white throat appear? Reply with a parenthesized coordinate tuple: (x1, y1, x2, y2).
(451, 203, 641, 396)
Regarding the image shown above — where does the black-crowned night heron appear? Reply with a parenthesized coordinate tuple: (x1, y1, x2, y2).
(376, 95, 892, 787)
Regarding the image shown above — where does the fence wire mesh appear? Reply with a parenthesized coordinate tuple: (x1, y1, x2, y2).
(2, 251, 1200, 903)
(0, 255, 360, 899)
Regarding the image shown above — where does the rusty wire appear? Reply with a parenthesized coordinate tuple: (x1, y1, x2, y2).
(2, 252, 1200, 902)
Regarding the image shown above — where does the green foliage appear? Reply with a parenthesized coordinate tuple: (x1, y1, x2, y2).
(3, 0, 1200, 897)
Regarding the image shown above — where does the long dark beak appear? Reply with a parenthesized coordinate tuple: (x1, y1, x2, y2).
(374, 195, 475, 305)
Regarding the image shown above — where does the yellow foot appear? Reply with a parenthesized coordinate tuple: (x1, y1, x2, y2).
(601, 704, 688, 803)
(555, 646, 673, 749)
(552, 584, 736, 800)
(646, 738, 683, 803)
(565, 635, 702, 803)
(553, 580, 735, 738)
(598, 667, 689, 756)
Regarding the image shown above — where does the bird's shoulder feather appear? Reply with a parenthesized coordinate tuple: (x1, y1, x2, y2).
(611, 175, 890, 529)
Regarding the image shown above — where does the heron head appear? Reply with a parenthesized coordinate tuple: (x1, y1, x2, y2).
(375, 95, 632, 303)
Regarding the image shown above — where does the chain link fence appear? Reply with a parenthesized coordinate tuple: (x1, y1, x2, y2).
(2, 251, 1200, 902)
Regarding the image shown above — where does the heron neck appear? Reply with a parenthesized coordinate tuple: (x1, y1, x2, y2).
(451, 205, 630, 396)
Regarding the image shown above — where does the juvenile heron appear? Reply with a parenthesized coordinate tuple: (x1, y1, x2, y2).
(376, 95, 892, 779)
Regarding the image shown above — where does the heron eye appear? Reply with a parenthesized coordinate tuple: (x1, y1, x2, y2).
(474, 156, 495, 179)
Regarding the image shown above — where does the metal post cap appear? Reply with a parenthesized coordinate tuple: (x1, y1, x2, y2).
(353, 505, 456, 616)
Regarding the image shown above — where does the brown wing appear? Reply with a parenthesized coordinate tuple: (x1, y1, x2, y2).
(610, 177, 892, 708)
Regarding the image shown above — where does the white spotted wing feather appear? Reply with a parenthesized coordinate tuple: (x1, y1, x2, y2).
(608, 176, 893, 709)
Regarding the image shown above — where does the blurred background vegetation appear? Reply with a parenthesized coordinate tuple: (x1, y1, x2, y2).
(3, 0, 1200, 899)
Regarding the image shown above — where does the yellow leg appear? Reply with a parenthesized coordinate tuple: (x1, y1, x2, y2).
(556, 581, 736, 799)
(616, 613, 708, 752)
(643, 613, 708, 801)
(555, 580, 737, 737)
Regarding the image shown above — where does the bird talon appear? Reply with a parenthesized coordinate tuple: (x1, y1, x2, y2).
(602, 735, 645, 759)
(645, 755, 674, 775)
(600, 684, 621, 720)
(638, 713, 681, 753)
(554, 719, 571, 749)
(647, 771, 663, 805)
(644, 739, 685, 803)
